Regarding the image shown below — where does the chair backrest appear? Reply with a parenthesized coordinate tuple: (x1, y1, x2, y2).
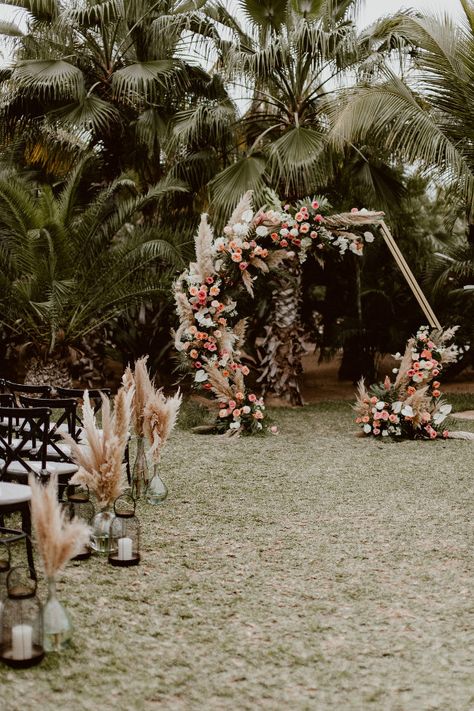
(3, 380, 52, 405)
(0, 406, 50, 476)
(55, 387, 111, 432)
(0, 394, 15, 408)
(19, 396, 77, 461)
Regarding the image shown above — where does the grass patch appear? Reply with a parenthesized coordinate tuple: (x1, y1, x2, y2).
(2, 400, 473, 710)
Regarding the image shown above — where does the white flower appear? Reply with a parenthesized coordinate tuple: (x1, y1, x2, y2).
(213, 237, 226, 253)
(194, 370, 208, 383)
(256, 225, 268, 237)
(233, 223, 248, 236)
(401, 404, 413, 417)
(242, 209, 253, 223)
(376, 401, 385, 411)
(290, 228, 299, 237)
(382, 430, 389, 437)
(359, 208, 368, 214)
(301, 237, 312, 249)
(412, 351, 419, 359)
(363, 424, 372, 433)
(392, 401, 402, 413)
(364, 231, 374, 242)
(280, 228, 289, 237)
(229, 421, 240, 429)
(349, 242, 360, 254)
(392, 368, 399, 374)
(393, 352, 401, 359)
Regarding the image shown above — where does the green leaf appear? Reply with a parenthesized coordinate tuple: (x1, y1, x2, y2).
(13, 60, 84, 99)
(112, 61, 178, 99)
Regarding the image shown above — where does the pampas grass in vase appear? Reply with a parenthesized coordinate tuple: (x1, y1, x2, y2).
(122, 356, 154, 499)
(143, 388, 182, 504)
(61, 387, 133, 553)
(29, 474, 91, 652)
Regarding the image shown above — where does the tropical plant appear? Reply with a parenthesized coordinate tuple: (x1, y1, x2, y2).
(332, 1, 474, 237)
(0, 0, 234, 200)
(0, 156, 187, 384)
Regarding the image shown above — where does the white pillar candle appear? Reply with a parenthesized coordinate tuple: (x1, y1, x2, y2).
(12, 624, 33, 660)
(117, 537, 133, 561)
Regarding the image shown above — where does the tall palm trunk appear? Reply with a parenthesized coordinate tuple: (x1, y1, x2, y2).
(257, 262, 305, 406)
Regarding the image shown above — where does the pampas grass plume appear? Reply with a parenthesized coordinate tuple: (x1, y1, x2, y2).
(29, 474, 91, 578)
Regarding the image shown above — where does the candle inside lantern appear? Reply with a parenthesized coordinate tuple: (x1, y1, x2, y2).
(117, 537, 133, 561)
(12, 624, 33, 660)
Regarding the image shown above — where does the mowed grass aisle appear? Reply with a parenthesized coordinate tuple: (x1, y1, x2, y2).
(2, 398, 474, 711)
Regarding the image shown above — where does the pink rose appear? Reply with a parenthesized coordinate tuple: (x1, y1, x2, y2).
(312, 200, 319, 209)
(253, 410, 264, 420)
(233, 409, 241, 418)
(239, 262, 248, 271)
(248, 394, 257, 402)
(241, 366, 250, 375)
(228, 400, 236, 409)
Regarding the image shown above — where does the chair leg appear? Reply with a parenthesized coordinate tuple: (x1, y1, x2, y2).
(21, 505, 37, 581)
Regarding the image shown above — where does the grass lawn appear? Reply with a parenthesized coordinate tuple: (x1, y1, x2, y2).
(2, 396, 474, 711)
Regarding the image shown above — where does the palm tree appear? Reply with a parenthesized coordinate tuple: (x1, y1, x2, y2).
(0, 0, 233, 196)
(332, 1, 474, 237)
(0, 156, 186, 384)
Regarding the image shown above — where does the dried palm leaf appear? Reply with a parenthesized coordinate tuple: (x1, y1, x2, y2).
(241, 270, 254, 296)
(323, 211, 385, 229)
(29, 474, 91, 578)
(233, 319, 247, 350)
(205, 366, 235, 401)
(250, 256, 269, 273)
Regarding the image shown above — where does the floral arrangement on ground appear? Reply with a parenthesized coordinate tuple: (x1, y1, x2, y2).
(175, 192, 384, 435)
(354, 325, 469, 440)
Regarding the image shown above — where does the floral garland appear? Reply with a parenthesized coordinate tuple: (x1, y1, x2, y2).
(354, 326, 466, 440)
(175, 192, 383, 435)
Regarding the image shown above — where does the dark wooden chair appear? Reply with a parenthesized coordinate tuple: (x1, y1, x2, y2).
(18, 396, 77, 462)
(0, 406, 77, 499)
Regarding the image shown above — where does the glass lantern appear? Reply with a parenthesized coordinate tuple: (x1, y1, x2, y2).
(65, 488, 95, 560)
(0, 566, 44, 668)
(108, 494, 140, 567)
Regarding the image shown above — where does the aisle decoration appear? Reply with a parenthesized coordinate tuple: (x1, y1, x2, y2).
(175, 192, 384, 434)
(143, 387, 182, 504)
(29, 475, 91, 652)
(122, 356, 153, 498)
(122, 357, 182, 501)
(354, 326, 466, 440)
(61, 387, 133, 551)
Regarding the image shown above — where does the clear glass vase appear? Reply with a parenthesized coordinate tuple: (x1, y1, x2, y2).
(43, 577, 72, 653)
(131, 436, 150, 499)
(90, 506, 114, 554)
(146, 465, 168, 505)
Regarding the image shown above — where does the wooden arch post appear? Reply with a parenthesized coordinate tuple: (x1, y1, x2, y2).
(378, 220, 442, 330)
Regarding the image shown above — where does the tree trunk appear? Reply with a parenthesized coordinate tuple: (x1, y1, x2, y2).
(23, 357, 73, 389)
(257, 261, 305, 406)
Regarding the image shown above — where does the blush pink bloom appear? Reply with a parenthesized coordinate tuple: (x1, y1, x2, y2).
(351, 207, 359, 213)
(219, 409, 228, 418)
(310, 231, 318, 238)
(312, 200, 319, 209)
(432, 389, 441, 397)
(233, 409, 241, 418)
(432, 369, 440, 376)
(189, 349, 198, 358)
(381, 411, 389, 421)
(239, 262, 248, 271)
(228, 400, 236, 409)
(248, 393, 257, 402)
(389, 414, 398, 423)
(189, 286, 198, 296)
(295, 212, 303, 222)
(370, 396, 378, 404)
(270, 425, 279, 434)
(236, 392, 244, 400)
(232, 252, 242, 262)
(254, 410, 264, 420)
(442, 430, 449, 438)
(209, 286, 220, 296)
(315, 214, 323, 223)
(362, 416, 370, 423)
(373, 428, 380, 435)
(280, 239, 288, 247)
(241, 366, 250, 375)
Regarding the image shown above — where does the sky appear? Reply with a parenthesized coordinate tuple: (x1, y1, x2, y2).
(358, 0, 463, 25)
(0, 0, 465, 65)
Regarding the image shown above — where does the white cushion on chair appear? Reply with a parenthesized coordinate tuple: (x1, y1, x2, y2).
(0, 481, 31, 504)
(6, 460, 78, 477)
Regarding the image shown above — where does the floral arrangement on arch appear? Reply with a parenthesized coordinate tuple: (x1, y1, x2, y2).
(354, 326, 466, 440)
(175, 192, 384, 435)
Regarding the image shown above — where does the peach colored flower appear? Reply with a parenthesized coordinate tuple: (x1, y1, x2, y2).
(209, 286, 220, 296)
(189, 349, 198, 358)
(219, 409, 228, 418)
(432, 369, 439, 376)
(280, 239, 288, 247)
(362, 416, 370, 423)
(442, 430, 449, 438)
(421, 349, 432, 359)
(432, 389, 441, 397)
(233, 409, 241, 418)
(389, 414, 398, 423)
(241, 366, 250, 375)
(232, 252, 242, 262)
(189, 286, 198, 296)
(432, 381, 440, 388)
(370, 396, 378, 404)
(407, 386, 416, 395)
(214, 330, 222, 338)
(254, 410, 264, 420)
(228, 400, 236, 409)
(236, 392, 244, 400)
